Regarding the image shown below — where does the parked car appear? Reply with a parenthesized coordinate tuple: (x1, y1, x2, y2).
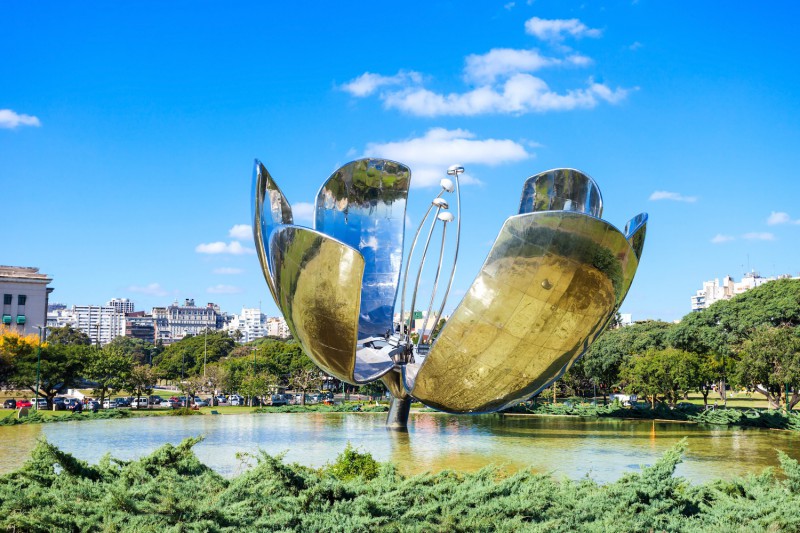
(102, 398, 116, 409)
(131, 397, 149, 409)
(33, 398, 48, 410)
(215, 395, 227, 404)
(70, 401, 83, 413)
(53, 397, 67, 411)
(87, 400, 101, 412)
(66, 398, 81, 409)
(3, 399, 16, 409)
(269, 394, 288, 406)
(229, 394, 245, 406)
(193, 399, 209, 408)
(149, 395, 162, 406)
(165, 399, 180, 409)
(115, 397, 131, 408)
(17, 399, 32, 408)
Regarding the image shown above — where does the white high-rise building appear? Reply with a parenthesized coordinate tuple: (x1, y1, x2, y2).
(73, 305, 126, 346)
(152, 299, 220, 344)
(266, 316, 290, 338)
(107, 298, 135, 314)
(225, 309, 290, 341)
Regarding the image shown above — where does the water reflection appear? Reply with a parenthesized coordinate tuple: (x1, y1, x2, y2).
(0, 413, 794, 484)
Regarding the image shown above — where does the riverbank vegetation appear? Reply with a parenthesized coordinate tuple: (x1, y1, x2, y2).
(1, 437, 799, 532)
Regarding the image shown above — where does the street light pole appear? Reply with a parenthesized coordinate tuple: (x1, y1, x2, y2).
(35, 325, 43, 410)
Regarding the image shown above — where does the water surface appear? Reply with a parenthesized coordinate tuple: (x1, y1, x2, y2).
(1, 412, 798, 484)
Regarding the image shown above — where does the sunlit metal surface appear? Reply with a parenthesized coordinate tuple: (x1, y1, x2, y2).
(518, 168, 603, 218)
(253, 160, 293, 301)
(624, 212, 648, 260)
(406, 211, 640, 413)
(267, 225, 363, 382)
(315, 159, 410, 382)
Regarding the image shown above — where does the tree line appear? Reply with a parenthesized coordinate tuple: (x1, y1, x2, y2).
(560, 279, 800, 410)
(0, 325, 349, 406)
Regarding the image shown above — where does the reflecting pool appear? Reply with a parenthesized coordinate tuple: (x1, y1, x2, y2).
(2, 412, 799, 484)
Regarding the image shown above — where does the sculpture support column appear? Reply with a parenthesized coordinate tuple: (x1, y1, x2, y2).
(386, 395, 412, 430)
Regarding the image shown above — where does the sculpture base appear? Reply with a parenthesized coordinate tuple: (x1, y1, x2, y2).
(386, 396, 412, 430)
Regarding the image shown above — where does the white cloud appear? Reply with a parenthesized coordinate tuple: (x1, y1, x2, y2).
(524, 17, 602, 42)
(207, 284, 243, 294)
(649, 191, 698, 203)
(629, 41, 643, 51)
(742, 232, 775, 241)
(364, 128, 530, 187)
(767, 211, 800, 225)
(228, 224, 252, 240)
(195, 241, 255, 255)
(340, 70, 422, 97)
(0, 109, 41, 129)
(710, 234, 735, 244)
(292, 202, 315, 224)
(383, 74, 627, 117)
(463, 48, 591, 84)
(504, 2, 515, 9)
(213, 267, 243, 275)
(127, 283, 170, 297)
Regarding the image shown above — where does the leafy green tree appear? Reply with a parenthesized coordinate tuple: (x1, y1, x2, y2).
(105, 336, 158, 366)
(734, 325, 800, 410)
(125, 364, 157, 400)
(46, 325, 91, 346)
(240, 372, 278, 406)
(6, 343, 88, 406)
(290, 366, 322, 405)
(621, 348, 700, 408)
(153, 331, 235, 380)
(84, 345, 133, 405)
(581, 321, 674, 403)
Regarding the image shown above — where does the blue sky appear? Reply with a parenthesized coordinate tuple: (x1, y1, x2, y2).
(2, 1, 799, 322)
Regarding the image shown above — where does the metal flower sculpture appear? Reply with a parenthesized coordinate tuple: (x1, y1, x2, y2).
(253, 159, 647, 427)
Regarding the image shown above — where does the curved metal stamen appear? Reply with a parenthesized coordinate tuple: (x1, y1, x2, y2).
(398, 184, 448, 337)
(420, 212, 451, 346)
(431, 165, 463, 336)
(406, 205, 443, 347)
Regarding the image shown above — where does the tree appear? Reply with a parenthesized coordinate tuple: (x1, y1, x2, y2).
(5, 342, 87, 406)
(125, 364, 157, 400)
(0, 326, 41, 387)
(46, 325, 91, 346)
(105, 336, 158, 366)
(581, 321, 674, 403)
(290, 367, 322, 405)
(734, 325, 800, 410)
(240, 372, 279, 406)
(84, 345, 133, 405)
(621, 348, 700, 408)
(153, 331, 235, 380)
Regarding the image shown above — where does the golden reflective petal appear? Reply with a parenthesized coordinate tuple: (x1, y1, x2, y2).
(268, 226, 363, 383)
(410, 211, 639, 413)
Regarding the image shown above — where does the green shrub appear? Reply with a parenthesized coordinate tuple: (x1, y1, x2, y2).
(324, 442, 380, 481)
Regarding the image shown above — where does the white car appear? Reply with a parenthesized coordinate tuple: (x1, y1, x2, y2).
(131, 397, 149, 409)
(229, 395, 245, 406)
(102, 398, 117, 409)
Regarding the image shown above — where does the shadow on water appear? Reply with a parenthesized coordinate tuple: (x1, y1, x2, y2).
(0, 412, 797, 484)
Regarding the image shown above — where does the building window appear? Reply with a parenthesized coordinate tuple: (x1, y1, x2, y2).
(3, 294, 11, 306)
(18, 295, 26, 306)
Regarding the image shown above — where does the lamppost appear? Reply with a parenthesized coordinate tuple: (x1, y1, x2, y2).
(35, 325, 43, 410)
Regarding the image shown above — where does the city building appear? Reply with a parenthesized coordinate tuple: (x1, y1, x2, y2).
(152, 298, 220, 344)
(224, 308, 291, 341)
(691, 271, 799, 311)
(0, 265, 53, 337)
(107, 298, 135, 314)
(125, 311, 155, 344)
(72, 305, 127, 346)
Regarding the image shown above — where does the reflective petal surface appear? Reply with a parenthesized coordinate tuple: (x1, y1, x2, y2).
(253, 160, 293, 300)
(407, 211, 639, 413)
(624, 212, 648, 260)
(315, 159, 410, 341)
(268, 226, 363, 383)
(518, 168, 603, 218)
